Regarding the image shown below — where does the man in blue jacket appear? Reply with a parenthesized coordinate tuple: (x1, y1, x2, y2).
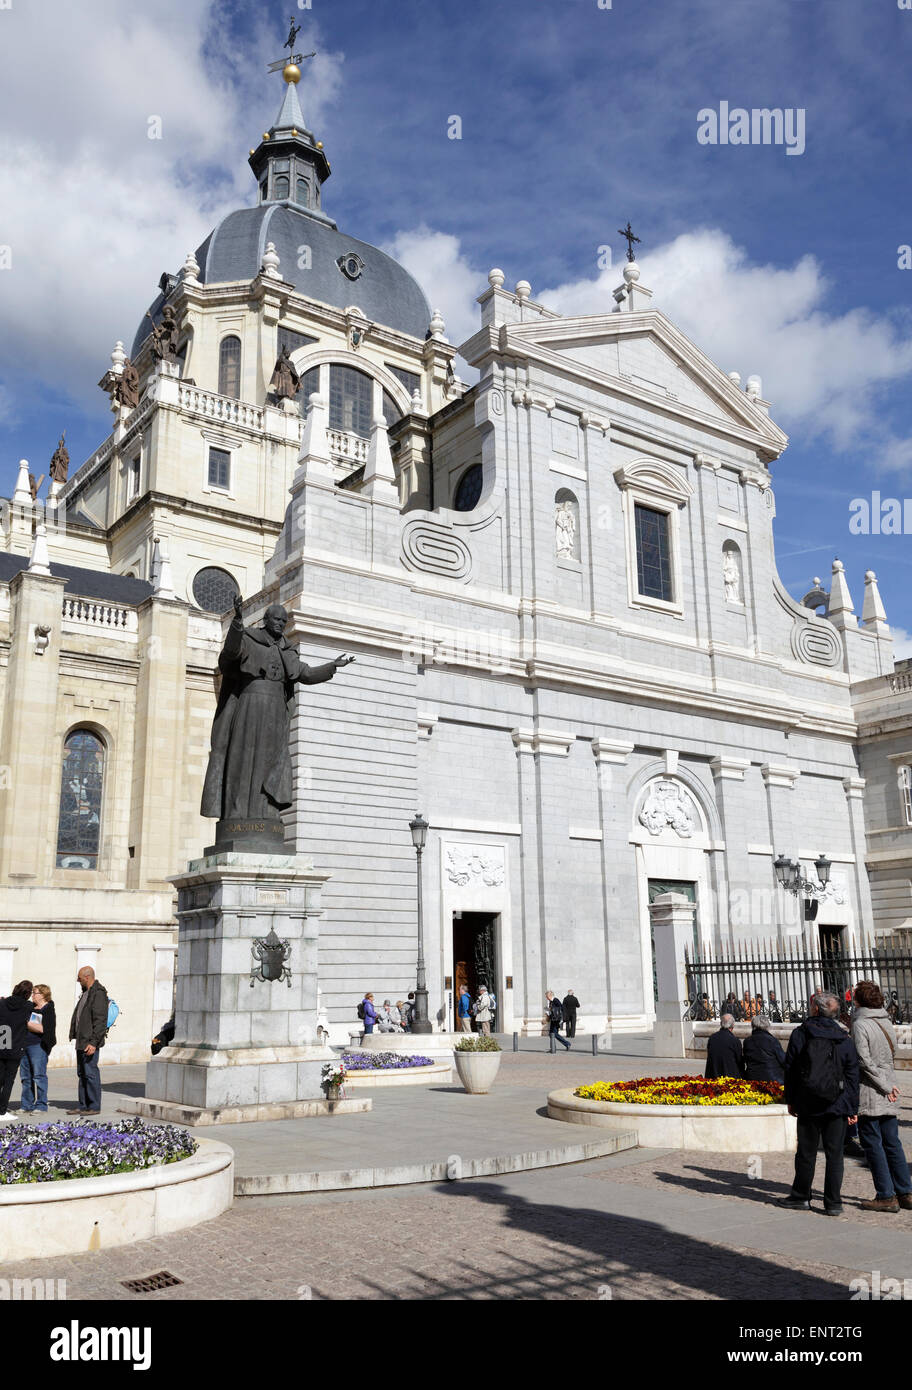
(779, 990, 860, 1217)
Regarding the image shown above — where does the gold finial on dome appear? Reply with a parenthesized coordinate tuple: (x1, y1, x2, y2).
(283, 62, 301, 84)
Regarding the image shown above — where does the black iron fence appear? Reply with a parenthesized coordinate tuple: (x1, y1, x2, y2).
(682, 938, 912, 1025)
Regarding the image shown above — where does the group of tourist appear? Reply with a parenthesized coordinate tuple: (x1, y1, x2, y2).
(706, 980, 911, 1215)
(546, 990, 581, 1049)
(359, 993, 418, 1033)
(456, 983, 497, 1035)
(0, 967, 109, 1118)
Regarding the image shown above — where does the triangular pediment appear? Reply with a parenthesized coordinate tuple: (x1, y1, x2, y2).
(500, 311, 787, 452)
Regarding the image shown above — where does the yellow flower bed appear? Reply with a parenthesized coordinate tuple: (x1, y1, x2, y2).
(575, 1076, 784, 1107)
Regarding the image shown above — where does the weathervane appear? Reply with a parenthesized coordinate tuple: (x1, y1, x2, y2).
(617, 220, 641, 262)
(267, 15, 316, 74)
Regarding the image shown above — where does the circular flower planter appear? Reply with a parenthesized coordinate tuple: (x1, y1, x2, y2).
(547, 1088, 796, 1152)
(341, 1053, 452, 1087)
(454, 1051, 502, 1094)
(0, 1137, 234, 1261)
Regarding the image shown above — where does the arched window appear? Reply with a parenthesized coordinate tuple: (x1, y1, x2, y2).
(218, 336, 241, 399)
(295, 176, 309, 205)
(329, 365, 373, 439)
(56, 730, 105, 870)
(382, 389, 402, 430)
(274, 174, 290, 200)
(453, 462, 483, 512)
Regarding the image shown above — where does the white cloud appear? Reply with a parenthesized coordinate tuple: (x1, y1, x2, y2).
(888, 625, 912, 661)
(542, 229, 912, 453)
(381, 226, 481, 350)
(0, 2, 342, 404)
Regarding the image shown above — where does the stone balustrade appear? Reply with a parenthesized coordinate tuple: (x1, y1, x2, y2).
(178, 384, 264, 431)
(328, 429, 369, 465)
(62, 596, 138, 634)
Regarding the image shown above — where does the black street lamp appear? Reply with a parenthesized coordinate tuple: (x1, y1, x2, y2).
(773, 850, 832, 898)
(409, 812, 432, 1034)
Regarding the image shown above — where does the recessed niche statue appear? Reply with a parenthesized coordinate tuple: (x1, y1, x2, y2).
(201, 594, 355, 848)
(555, 499, 578, 559)
(638, 779, 697, 839)
(723, 545, 742, 604)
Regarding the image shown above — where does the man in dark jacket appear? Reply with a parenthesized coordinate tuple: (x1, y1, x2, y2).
(705, 1014, 744, 1079)
(68, 967, 109, 1115)
(562, 991, 581, 1040)
(742, 1015, 787, 1082)
(779, 990, 860, 1216)
(0, 981, 40, 1117)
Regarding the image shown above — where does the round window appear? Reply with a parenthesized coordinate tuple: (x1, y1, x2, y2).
(192, 567, 239, 614)
(453, 463, 483, 512)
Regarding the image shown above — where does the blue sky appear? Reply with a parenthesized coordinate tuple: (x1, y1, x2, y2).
(2, 0, 911, 636)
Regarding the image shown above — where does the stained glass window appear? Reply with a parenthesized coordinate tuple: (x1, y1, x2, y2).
(56, 731, 104, 870)
(329, 365, 373, 439)
(385, 363, 420, 397)
(382, 389, 401, 429)
(218, 336, 241, 398)
(635, 503, 673, 603)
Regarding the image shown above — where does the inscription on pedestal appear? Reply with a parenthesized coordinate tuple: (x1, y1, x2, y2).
(257, 889, 289, 905)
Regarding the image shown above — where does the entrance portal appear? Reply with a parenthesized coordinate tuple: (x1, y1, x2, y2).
(453, 912, 498, 1018)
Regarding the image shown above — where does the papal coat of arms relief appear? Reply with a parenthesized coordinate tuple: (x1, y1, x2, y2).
(445, 846, 505, 887)
(638, 780, 698, 839)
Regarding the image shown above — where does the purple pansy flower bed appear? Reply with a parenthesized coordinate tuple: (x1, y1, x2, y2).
(341, 1051, 435, 1070)
(0, 1116, 197, 1185)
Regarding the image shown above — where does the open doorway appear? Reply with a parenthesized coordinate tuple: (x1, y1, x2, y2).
(453, 912, 499, 1023)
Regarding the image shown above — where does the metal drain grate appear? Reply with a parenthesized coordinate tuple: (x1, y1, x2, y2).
(121, 1270, 184, 1293)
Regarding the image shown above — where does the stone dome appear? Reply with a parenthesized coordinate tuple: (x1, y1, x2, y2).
(131, 204, 432, 359)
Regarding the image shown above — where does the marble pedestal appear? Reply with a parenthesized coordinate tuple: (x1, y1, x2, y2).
(137, 852, 354, 1126)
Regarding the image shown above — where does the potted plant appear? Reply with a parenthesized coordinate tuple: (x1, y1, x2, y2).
(321, 1060, 347, 1101)
(453, 1036, 502, 1094)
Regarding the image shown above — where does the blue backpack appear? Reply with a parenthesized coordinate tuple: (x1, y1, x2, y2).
(106, 999, 120, 1031)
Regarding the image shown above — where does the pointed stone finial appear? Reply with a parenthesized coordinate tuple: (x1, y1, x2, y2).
(861, 569, 889, 634)
(488, 268, 505, 288)
(428, 308, 446, 341)
(28, 520, 51, 576)
(410, 386, 424, 413)
(151, 536, 175, 600)
(111, 341, 126, 376)
(182, 250, 200, 285)
(362, 412, 398, 499)
(13, 459, 32, 506)
(261, 242, 281, 279)
(296, 392, 334, 482)
(515, 280, 531, 301)
(828, 558, 856, 627)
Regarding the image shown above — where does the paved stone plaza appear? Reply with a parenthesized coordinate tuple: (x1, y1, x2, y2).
(5, 1040, 910, 1301)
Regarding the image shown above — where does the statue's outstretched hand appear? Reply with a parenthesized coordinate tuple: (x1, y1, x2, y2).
(233, 593, 244, 619)
(334, 654, 355, 669)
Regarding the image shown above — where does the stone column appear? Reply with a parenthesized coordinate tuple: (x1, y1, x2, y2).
(592, 738, 636, 1024)
(710, 756, 752, 946)
(843, 776, 873, 951)
(650, 892, 697, 1058)
(761, 764, 802, 937)
(0, 569, 67, 882)
(513, 729, 545, 1033)
(152, 943, 178, 1031)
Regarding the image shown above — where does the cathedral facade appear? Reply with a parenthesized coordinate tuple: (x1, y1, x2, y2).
(0, 70, 905, 1057)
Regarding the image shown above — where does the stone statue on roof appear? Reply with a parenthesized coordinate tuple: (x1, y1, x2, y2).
(116, 358, 141, 410)
(269, 345, 301, 402)
(146, 304, 181, 363)
(49, 433, 69, 484)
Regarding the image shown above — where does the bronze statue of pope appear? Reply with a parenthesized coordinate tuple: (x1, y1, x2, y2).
(201, 595, 353, 828)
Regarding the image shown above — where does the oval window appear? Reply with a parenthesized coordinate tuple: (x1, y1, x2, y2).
(453, 463, 483, 512)
(192, 567, 240, 614)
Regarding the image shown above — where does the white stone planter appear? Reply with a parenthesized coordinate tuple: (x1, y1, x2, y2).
(547, 1088, 797, 1152)
(454, 1050, 502, 1094)
(344, 1063, 452, 1088)
(0, 1137, 234, 1261)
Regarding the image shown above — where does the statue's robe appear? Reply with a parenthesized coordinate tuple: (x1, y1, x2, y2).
(201, 619, 335, 822)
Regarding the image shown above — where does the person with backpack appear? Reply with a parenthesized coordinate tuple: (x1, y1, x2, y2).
(358, 993, 378, 1034)
(456, 986, 473, 1033)
(474, 984, 493, 1037)
(67, 966, 110, 1116)
(546, 991, 571, 1050)
(851, 979, 912, 1213)
(779, 989, 860, 1217)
